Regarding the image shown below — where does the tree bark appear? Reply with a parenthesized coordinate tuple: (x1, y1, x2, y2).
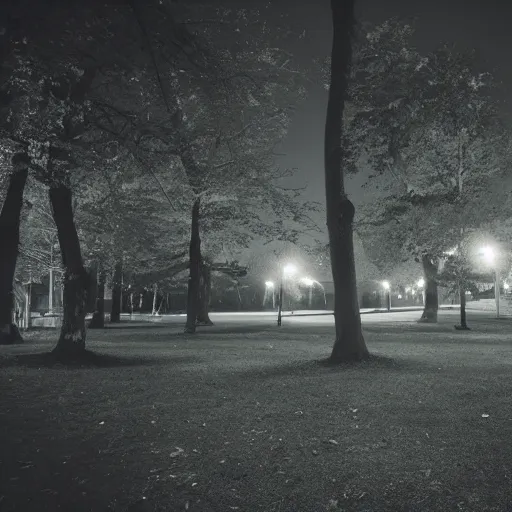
(0, 156, 28, 344)
(325, 0, 369, 363)
(455, 281, 470, 330)
(185, 198, 201, 333)
(49, 184, 89, 356)
(418, 255, 439, 323)
(86, 263, 98, 314)
(197, 262, 213, 325)
(110, 260, 123, 322)
(89, 268, 105, 329)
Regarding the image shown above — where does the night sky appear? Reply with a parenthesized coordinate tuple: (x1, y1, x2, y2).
(276, 0, 512, 218)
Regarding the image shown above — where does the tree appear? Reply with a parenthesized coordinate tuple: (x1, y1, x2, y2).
(0, 0, 104, 355)
(324, 0, 369, 363)
(151, 11, 313, 333)
(347, 20, 509, 323)
(0, 154, 29, 343)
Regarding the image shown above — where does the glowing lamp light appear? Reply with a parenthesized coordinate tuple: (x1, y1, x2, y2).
(301, 277, 314, 286)
(382, 281, 390, 291)
(283, 263, 297, 276)
(504, 283, 510, 290)
(265, 281, 274, 288)
(481, 246, 495, 264)
(417, 278, 425, 288)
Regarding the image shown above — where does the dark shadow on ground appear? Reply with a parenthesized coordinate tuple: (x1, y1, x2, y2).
(104, 323, 275, 335)
(104, 323, 180, 330)
(189, 324, 274, 335)
(232, 354, 432, 381)
(363, 324, 453, 334)
(0, 351, 201, 369)
(131, 325, 276, 338)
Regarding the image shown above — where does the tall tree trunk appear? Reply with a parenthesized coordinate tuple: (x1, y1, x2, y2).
(110, 260, 123, 322)
(185, 198, 201, 333)
(0, 156, 28, 344)
(89, 268, 105, 329)
(418, 255, 439, 323)
(86, 263, 98, 314)
(455, 281, 470, 330)
(197, 262, 213, 325)
(325, 0, 369, 363)
(49, 184, 89, 356)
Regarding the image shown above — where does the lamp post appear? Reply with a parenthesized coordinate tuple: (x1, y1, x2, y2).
(265, 281, 275, 309)
(481, 246, 500, 318)
(277, 263, 297, 326)
(382, 281, 391, 311)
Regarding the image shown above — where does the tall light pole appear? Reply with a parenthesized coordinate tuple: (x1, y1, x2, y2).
(277, 263, 297, 326)
(481, 246, 500, 318)
(49, 241, 54, 314)
(382, 281, 391, 311)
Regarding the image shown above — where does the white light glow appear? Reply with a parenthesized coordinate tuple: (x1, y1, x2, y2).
(265, 281, 274, 288)
(417, 278, 425, 288)
(301, 277, 314, 287)
(382, 280, 390, 290)
(480, 246, 495, 264)
(504, 283, 510, 290)
(283, 263, 297, 276)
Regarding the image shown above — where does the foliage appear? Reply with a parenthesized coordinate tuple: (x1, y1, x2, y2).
(344, 19, 512, 280)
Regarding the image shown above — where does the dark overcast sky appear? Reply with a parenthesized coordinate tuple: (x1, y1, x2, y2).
(274, 0, 512, 217)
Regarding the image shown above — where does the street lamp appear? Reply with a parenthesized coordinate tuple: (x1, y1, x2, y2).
(382, 280, 391, 312)
(481, 246, 495, 264)
(283, 264, 297, 276)
(480, 246, 500, 318)
(265, 281, 275, 309)
(504, 282, 510, 296)
(277, 263, 298, 326)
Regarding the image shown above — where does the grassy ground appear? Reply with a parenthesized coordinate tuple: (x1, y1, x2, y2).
(1, 311, 512, 511)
